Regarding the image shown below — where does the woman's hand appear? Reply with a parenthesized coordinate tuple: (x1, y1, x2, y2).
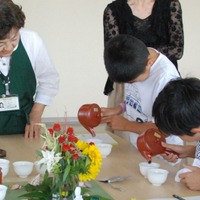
(24, 103, 45, 139)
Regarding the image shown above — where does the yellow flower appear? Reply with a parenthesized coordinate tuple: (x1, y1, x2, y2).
(79, 162, 101, 182)
(89, 164, 101, 176)
(77, 141, 102, 182)
(88, 145, 102, 164)
(76, 140, 88, 153)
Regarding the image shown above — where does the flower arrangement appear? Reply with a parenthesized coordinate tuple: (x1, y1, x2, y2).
(20, 123, 102, 200)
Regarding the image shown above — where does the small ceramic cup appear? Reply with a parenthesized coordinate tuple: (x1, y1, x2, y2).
(0, 184, 7, 200)
(86, 138, 102, 144)
(0, 159, 10, 177)
(96, 143, 112, 158)
(147, 168, 169, 186)
(13, 161, 34, 178)
(34, 161, 47, 175)
(139, 162, 160, 178)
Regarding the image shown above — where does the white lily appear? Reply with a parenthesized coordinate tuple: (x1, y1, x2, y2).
(38, 148, 62, 173)
(36, 123, 58, 150)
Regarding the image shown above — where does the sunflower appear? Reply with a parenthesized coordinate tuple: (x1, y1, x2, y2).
(77, 140, 102, 182)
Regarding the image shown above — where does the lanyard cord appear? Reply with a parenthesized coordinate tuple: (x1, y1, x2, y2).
(0, 72, 10, 96)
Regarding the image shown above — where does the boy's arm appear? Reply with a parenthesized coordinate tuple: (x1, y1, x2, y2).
(104, 115, 156, 134)
(101, 105, 123, 123)
(162, 142, 196, 158)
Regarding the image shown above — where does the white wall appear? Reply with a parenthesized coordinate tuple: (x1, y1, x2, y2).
(178, 0, 200, 78)
(13, 0, 200, 119)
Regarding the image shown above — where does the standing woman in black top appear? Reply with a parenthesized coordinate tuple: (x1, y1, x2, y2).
(103, 0, 184, 108)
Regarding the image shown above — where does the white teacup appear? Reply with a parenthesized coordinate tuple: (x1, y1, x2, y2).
(86, 138, 102, 145)
(13, 161, 34, 178)
(139, 162, 160, 178)
(147, 168, 169, 186)
(96, 143, 112, 158)
(34, 161, 47, 175)
(0, 185, 7, 200)
(0, 159, 10, 177)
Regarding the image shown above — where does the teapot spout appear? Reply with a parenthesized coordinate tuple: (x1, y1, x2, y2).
(143, 151, 152, 164)
(84, 126, 96, 137)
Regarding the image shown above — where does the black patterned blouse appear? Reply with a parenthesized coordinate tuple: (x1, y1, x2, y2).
(103, 0, 184, 95)
(196, 141, 200, 160)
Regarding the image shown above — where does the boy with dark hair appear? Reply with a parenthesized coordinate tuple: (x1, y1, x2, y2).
(153, 77, 200, 191)
(104, 34, 149, 83)
(101, 34, 183, 164)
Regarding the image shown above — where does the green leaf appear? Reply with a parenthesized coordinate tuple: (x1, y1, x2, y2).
(36, 149, 43, 157)
(63, 164, 71, 181)
(83, 195, 113, 200)
(19, 191, 50, 200)
(19, 171, 53, 200)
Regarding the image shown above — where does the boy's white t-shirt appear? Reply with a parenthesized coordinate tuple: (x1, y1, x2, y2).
(124, 50, 183, 164)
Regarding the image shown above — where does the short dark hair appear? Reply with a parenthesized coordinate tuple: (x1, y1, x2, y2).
(0, 0, 25, 39)
(104, 34, 149, 83)
(153, 77, 200, 136)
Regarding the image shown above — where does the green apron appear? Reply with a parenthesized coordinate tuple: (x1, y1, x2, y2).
(0, 39, 36, 134)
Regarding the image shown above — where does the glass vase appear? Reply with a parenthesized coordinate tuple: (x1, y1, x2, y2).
(52, 173, 79, 200)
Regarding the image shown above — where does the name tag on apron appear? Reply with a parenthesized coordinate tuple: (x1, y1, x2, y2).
(0, 95, 20, 112)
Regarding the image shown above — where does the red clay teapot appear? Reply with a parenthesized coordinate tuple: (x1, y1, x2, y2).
(77, 103, 101, 137)
(137, 128, 177, 163)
